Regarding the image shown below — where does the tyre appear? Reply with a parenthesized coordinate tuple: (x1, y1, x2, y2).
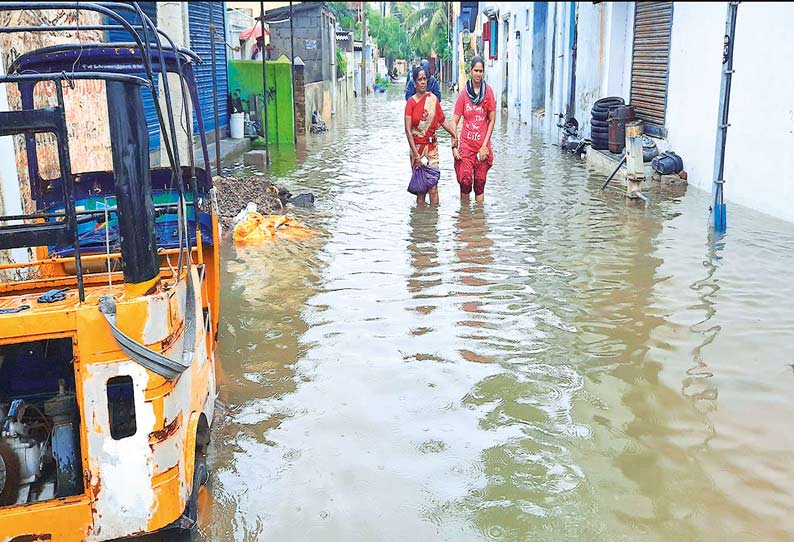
(591, 118, 609, 128)
(591, 109, 610, 121)
(591, 140, 609, 150)
(594, 96, 625, 109)
(590, 128, 609, 137)
(0, 440, 19, 506)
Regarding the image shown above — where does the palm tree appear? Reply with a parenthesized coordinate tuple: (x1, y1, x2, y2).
(396, 2, 452, 60)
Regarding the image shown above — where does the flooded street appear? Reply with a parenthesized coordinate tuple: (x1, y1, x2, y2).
(206, 88, 794, 541)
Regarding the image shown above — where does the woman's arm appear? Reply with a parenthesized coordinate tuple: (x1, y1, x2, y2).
(440, 118, 459, 159)
(451, 114, 462, 160)
(404, 115, 420, 167)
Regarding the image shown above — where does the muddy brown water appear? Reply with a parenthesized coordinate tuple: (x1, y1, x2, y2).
(200, 88, 794, 541)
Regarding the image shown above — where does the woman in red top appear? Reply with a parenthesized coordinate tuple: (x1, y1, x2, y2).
(404, 65, 458, 206)
(452, 56, 497, 203)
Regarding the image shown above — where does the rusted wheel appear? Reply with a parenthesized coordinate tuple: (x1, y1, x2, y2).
(0, 440, 20, 506)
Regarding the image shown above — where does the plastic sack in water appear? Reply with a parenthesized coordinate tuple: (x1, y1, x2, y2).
(407, 165, 440, 195)
(233, 212, 314, 244)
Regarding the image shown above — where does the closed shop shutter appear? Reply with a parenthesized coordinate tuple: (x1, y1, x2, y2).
(630, 1, 673, 137)
(188, 2, 229, 136)
(107, 1, 160, 151)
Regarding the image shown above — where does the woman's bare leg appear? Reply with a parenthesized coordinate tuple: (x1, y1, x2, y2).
(417, 192, 427, 206)
(475, 193, 484, 203)
(429, 185, 439, 206)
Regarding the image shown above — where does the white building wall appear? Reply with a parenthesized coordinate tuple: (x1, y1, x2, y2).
(664, 2, 794, 223)
(721, 2, 794, 223)
(573, 2, 606, 138)
(663, 3, 724, 198)
(570, 2, 634, 138)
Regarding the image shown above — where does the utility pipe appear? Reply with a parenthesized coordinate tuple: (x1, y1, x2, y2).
(259, 0, 270, 164)
(711, 2, 739, 233)
(290, 1, 297, 143)
(361, 1, 367, 100)
(601, 155, 627, 190)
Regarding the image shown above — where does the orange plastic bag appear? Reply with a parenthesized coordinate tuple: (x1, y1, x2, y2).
(233, 212, 313, 244)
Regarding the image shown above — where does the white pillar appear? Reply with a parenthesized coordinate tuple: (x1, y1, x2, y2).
(157, 1, 193, 168)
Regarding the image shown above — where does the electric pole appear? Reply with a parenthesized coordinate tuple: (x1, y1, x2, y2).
(361, 1, 367, 100)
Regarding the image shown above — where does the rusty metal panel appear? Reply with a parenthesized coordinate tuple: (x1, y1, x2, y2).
(630, 1, 673, 137)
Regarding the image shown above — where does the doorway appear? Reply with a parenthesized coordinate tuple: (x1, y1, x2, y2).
(531, 3, 547, 113)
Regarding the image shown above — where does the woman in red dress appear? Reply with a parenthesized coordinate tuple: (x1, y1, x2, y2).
(452, 56, 497, 203)
(404, 65, 458, 206)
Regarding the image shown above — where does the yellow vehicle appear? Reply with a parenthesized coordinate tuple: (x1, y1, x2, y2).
(0, 3, 219, 539)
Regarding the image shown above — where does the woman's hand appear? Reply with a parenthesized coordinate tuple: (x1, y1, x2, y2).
(452, 145, 461, 161)
(411, 149, 421, 168)
(478, 145, 489, 161)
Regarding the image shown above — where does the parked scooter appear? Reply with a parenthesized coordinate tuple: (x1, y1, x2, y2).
(557, 114, 587, 155)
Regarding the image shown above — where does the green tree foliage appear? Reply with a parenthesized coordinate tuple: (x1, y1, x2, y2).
(396, 2, 453, 61)
(328, 2, 361, 39)
(366, 7, 411, 68)
(336, 47, 348, 79)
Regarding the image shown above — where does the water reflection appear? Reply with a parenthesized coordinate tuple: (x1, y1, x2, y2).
(205, 86, 794, 541)
(453, 204, 496, 365)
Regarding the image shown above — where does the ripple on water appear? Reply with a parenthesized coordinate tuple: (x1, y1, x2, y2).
(211, 89, 794, 542)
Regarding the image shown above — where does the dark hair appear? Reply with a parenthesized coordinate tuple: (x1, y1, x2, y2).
(412, 65, 428, 83)
(470, 55, 485, 70)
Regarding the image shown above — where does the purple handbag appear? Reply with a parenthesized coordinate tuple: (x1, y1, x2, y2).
(407, 165, 441, 195)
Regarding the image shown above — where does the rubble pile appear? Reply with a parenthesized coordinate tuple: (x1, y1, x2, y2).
(212, 175, 290, 228)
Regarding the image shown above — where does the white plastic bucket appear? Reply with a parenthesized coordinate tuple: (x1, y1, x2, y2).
(230, 112, 245, 139)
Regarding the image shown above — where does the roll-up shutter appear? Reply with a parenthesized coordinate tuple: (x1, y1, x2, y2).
(188, 2, 229, 136)
(107, 1, 160, 151)
(630, 1, 673, 137)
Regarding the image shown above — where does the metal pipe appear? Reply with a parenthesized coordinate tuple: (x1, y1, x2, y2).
(711, 2, 739, 233)
(0, 72, 151, 86)
(601, 155, 627, 190)
(568, 3, 578, 119)
(259, 0, 271, 164)
(361, 1, 367, 100)
(210, 3, 222, 176)
(290, 1, 298, 142)
(55, 83, 84, 303)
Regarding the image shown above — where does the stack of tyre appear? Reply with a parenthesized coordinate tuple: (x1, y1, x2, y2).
(590, 96, 625, 150)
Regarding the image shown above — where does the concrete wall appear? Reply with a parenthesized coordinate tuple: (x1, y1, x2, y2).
(304, 80, 331, 130)
(663, 3, 723, 198)
(658, 2, 794, 223)
(571, 2, 632, 139)
(719, 2, 794, 222)
(335, 75, 354, 117)
(267, 5, 335, 84)
(157, 1, 192, 167)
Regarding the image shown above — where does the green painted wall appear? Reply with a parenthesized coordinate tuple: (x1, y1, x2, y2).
(228, 58, 294, 145)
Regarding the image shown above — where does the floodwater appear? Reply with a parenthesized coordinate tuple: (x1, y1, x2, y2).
(204, 88, 794, 541)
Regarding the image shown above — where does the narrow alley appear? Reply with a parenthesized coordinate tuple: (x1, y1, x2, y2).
(208, 87, 794, 541)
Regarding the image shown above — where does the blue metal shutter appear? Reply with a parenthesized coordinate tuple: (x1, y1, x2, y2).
(107, 1, 160, 151)
(188, 2, 228, 135)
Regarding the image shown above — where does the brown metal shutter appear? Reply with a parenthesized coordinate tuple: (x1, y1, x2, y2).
(630, 1, 673, 137)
